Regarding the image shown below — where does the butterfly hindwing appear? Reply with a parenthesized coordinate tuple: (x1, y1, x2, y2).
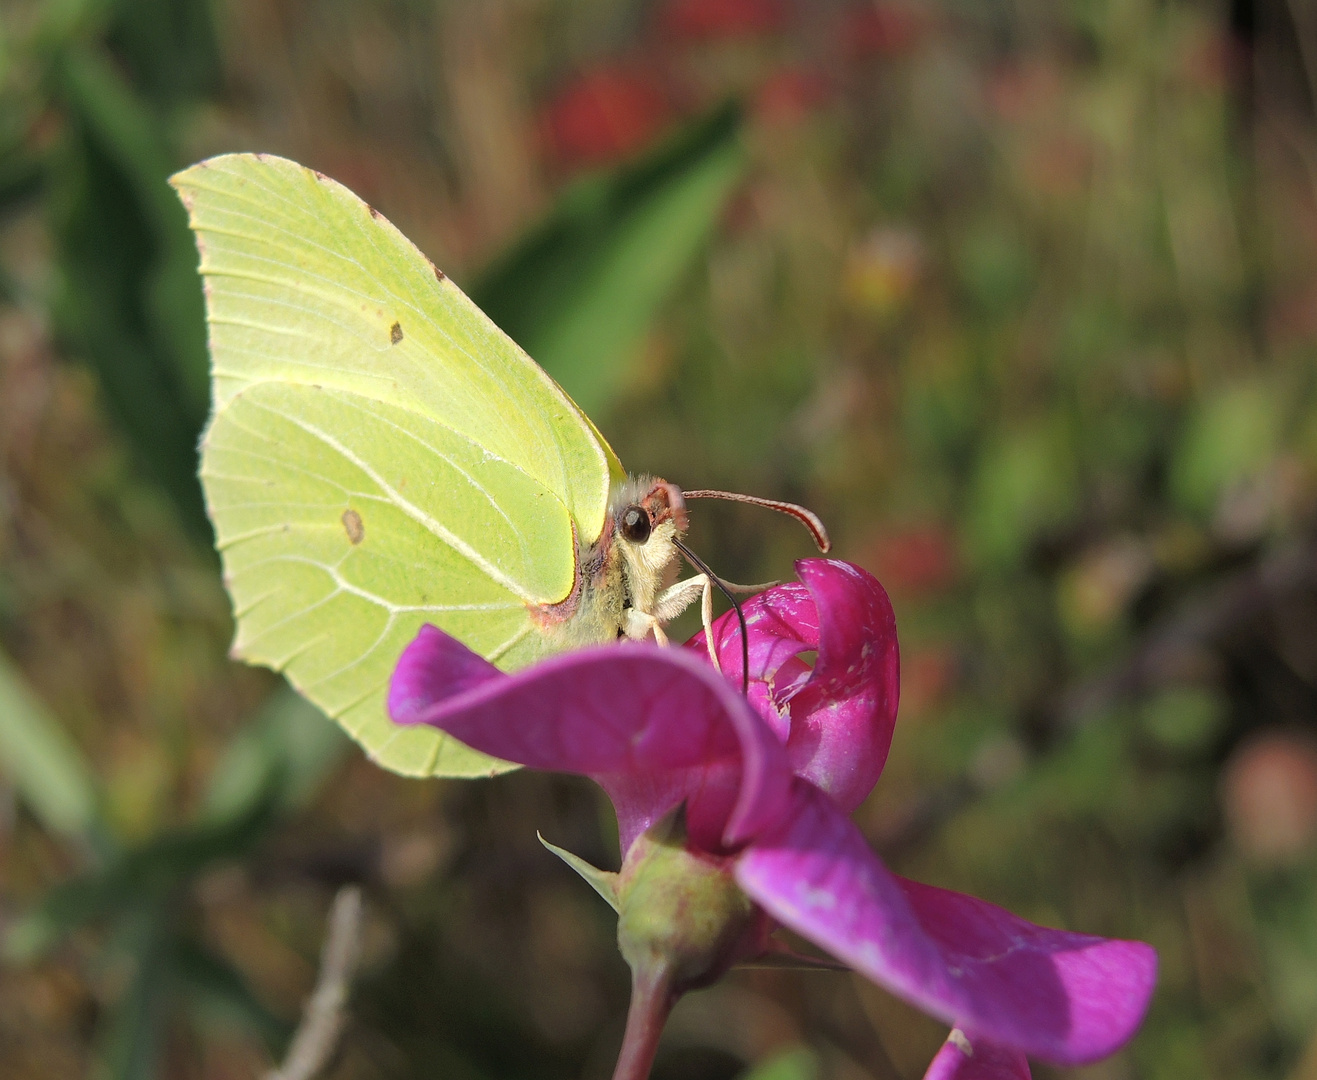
(173, 153, 623, 776)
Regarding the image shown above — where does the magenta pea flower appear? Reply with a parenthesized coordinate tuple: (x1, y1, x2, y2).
(389, 559, 1156, 1080)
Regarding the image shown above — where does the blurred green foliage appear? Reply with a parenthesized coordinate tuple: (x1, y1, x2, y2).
(474, 102, 747, 415)
(18, 0, 217, 532)
(2, 0, 1317, 1079)
(0, 650, 99, 842)
(737, 1046, 820, 1080)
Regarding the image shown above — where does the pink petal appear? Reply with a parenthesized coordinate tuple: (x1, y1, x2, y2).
(693, 559, 900, 811)
(598, 759, 745, 855)
(735, 782, 1156, 1065)
(924, 1032, 1031, 1080)
(696, 581, 816, 688)
(388, 624, 504, 723)
(389, 628, 791, 850)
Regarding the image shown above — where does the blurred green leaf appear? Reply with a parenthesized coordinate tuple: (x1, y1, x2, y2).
(1139, 687, 1228, 754)
(103, 0, 220, 109)
(736, 1046, 820, 1080)
(95, 908, 171, 1080)
(46, 43, 210, 534)
(0, 650, 99, 839)
(174, 938, 291, 1053)
(1250, 866, 1317, 1043)
(966, 421, 1078, 568)
(31, 0, 115, 54)
(5, 786, 278, 961)
(473, 103, 746, 417)
(0, 136, 43, 221)
(956, 219, 1034, 317)
(991, 719, 1127, 820)
(1132, 1011, 1214, 1080)
(202, 683, 350, 824)
(1170, 378, 1281, 515)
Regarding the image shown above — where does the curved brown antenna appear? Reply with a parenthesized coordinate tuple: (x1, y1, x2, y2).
(682, 490, 831, 553)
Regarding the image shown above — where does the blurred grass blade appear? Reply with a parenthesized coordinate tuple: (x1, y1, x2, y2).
(0, 651, 98, 839)
(5, 786, 279, 961)
(473, 102, 746, 416)
(46, 43, 211, 534)
(173, 938, 292, 1054)
(96, 909, 171, 1080)
(0, 125, 44, 226)
(102, 0, 221, 109)
(55, 43, 211, 411)
(30, 0, 115, 54)
(202, 683, 350, 825)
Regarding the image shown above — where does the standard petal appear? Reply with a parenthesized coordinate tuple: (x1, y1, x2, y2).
(924, 1031, 1031, 1080)
(693, 559, 900, 811)
(389, 624, 504, 725)
(735, 782, 1156, 1066)
(389, 627, 791, 850)
(785, 560, 899, 809)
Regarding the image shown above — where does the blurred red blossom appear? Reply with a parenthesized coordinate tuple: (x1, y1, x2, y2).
(658, 0, 786, 41)
(540, 66, 673, 170)
(1223, 731, 1317, 865)
(839, 4, 929, 59)
(868, 526, 960, 597)
(754, 67, 832, 124)
(987, 61, 1064, 123)
(1179, 30, 1248, 92)
(901, 647, 959, 718)
(1018, 135, 1092, 199)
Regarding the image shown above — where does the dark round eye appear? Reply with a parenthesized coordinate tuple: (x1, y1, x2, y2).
(620, 505, 652, 543)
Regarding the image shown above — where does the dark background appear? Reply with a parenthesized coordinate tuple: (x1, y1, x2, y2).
(3, 1, 1317, 1078)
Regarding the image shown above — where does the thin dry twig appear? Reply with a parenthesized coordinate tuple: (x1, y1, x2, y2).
(267, 885, 364, 1080)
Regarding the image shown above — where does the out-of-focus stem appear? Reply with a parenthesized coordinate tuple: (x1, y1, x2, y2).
(611, 963, 675, 1080)
(267, 886, 364, 1080)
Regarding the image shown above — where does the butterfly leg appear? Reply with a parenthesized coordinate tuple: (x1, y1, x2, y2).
(721, 578, 780, 593)
(623, 605, 673, 646)
(652, 574, 722, 670)
(653, 574, 773, 621)
(700, 574, 718, 671)
(654, 574, 705, 620)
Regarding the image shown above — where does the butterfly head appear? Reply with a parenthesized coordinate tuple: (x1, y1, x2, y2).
(610, 477, 688, 602)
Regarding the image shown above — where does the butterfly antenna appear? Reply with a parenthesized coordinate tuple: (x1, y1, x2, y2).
(673, 539, 749, 696)
(682, 490, 831, 553)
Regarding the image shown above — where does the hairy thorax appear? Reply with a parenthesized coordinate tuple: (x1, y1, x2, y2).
(531, 476, 688, 651)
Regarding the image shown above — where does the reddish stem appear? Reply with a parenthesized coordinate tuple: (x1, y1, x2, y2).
(611, 964, 676, 1080)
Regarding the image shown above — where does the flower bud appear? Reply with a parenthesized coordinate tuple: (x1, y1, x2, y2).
(615, 807, 767, 994)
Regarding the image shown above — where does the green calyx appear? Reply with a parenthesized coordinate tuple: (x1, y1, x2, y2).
(543, 809, 771, 1080)
(615, 808, 765, 994)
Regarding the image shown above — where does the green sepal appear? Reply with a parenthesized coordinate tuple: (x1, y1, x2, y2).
(538, 832, 619, 912)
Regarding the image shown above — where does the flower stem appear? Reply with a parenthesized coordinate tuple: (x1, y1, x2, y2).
(611, 963, 675, 1080)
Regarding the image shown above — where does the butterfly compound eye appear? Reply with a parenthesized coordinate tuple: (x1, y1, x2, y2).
(620, 505, 652, 544)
